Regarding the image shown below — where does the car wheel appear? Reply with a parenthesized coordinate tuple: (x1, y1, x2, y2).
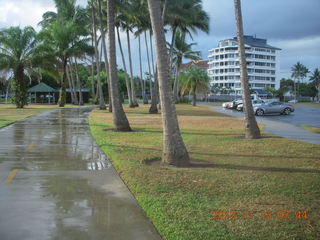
(256, 109, 264, 116)
(283, 108, 291, 115)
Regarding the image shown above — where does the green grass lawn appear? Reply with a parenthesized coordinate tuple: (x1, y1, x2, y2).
(0, 104, 83, 128)
(89, 105, 320, 240)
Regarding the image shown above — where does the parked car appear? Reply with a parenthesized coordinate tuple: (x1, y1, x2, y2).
(288, 99, 298, 104)
(254, 101, 295, 116)
(237, 99, 265, 111)
(222, 101, 233, 108)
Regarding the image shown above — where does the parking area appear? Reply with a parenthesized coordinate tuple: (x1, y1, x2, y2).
(204, 103, 320, 144)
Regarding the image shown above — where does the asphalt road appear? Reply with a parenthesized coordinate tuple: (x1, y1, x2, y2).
(0, 107, 161, 240)
(204, 103, 320, 144)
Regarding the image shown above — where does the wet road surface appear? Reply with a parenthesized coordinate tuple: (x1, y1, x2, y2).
(203, 104, 320, 144)
(0, 107, 161, 240)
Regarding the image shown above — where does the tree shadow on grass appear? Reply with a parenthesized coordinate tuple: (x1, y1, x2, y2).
(188, 161, 320, 174)
(98, 143, 319, 173)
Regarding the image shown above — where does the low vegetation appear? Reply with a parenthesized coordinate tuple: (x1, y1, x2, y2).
(89, 104, 320, 240)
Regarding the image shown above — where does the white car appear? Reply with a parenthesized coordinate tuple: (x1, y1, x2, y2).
(288, 99, 298, 104)
(236, 99, 266, 111)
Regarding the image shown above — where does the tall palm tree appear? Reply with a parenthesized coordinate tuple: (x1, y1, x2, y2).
(107, 0, 131, 131)
(96, 0, 112, 111)
(147, 0, 189, 166)
(310, 68, 320, 101)
(90, 1, 106, 110)
(39, 0, 93, 107)
(172, 31, 201, 102)
(234, 0, 261, 139)
(291, 62, 309, 101)
(0, 26, 37, 108)
(179, 65, 209, 106)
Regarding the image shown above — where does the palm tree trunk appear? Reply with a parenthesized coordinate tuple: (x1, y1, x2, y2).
(144, 31, 153, 101)
(116, 26, 133, 107)
(69, 63, 79, 105)
(149, 67, 159, 113)
(107, 0, 131, 131)
(138, 35, 147, 104)
(126, 29, 138, 107)
(92, 2, 106, 110)
(97, 0, 112, 112)
(90, 32, 96, 101)
(168, 26, 177, 75)
(147, 0, 189, 166)
(66, 64, 76, 104)
(192, 87, 196, 106)
(173, 64, 180, 102)
(234, 0, 260, 139)
(14, 64, 27, 108)
(73, 57, 83, 105)
(58, 58, 67, 107)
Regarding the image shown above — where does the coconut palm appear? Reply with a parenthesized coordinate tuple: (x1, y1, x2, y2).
(147, 0, 190, 166)
(172, 31, 201, 102)
(165, 0, 209, 72)
(234, 0, 261, 139)
(291, 62, 309, 101)
(90, 0, 106, 110)
(179, 65, 209, 106)
(39, 0, 93, 107)
(0, 26, 37, 108)
(107, 0, 131, 131)
(310, 68, 320, 101)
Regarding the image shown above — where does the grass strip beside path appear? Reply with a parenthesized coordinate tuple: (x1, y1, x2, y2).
(0, 104, 81, 128)
(301, 124, 320, 134)
(89, 105, 320, 240)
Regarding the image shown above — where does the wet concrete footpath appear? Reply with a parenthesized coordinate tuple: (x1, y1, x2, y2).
(0, 107, 162, 240)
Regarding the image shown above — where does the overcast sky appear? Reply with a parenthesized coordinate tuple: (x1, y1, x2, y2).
(0, 0, 319, 79)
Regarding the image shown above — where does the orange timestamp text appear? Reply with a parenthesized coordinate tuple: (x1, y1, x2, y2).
(210, 210, 309, 220)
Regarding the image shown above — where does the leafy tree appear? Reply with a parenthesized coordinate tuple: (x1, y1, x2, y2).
(0, 26, 37, 108)
(179, 66, 209, 106)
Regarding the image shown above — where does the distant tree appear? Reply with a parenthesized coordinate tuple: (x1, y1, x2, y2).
(0, 26, 37, 108)
(291, 62, 309, 100)
(179, 66, 209, 106)
(310, 68, 320, 101)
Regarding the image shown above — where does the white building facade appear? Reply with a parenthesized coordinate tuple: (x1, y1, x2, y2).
(207, 36, 281, 94)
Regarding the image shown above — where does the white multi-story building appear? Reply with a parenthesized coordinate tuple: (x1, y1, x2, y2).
(207, 35, 281, 94)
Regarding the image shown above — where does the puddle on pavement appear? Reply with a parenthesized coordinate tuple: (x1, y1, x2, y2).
(0, 108, 110, 171)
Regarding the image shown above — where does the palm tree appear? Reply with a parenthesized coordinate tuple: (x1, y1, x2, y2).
(291, 62, 309, 101)
(39, 0, 93, 107)
(310, 68, 320, 101)
(147, 0, 190, 166)
(234, 0, 261, 139)
(90, 1, 106, 110)
(172, 31, 201, 102)
(107, 0, 131, 131)
(165, 0, 209, 73)
(179, 65, 209, 106)
(0, 26, 37, 108)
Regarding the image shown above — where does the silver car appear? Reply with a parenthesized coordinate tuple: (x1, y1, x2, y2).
(254, 101, 295, 116)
